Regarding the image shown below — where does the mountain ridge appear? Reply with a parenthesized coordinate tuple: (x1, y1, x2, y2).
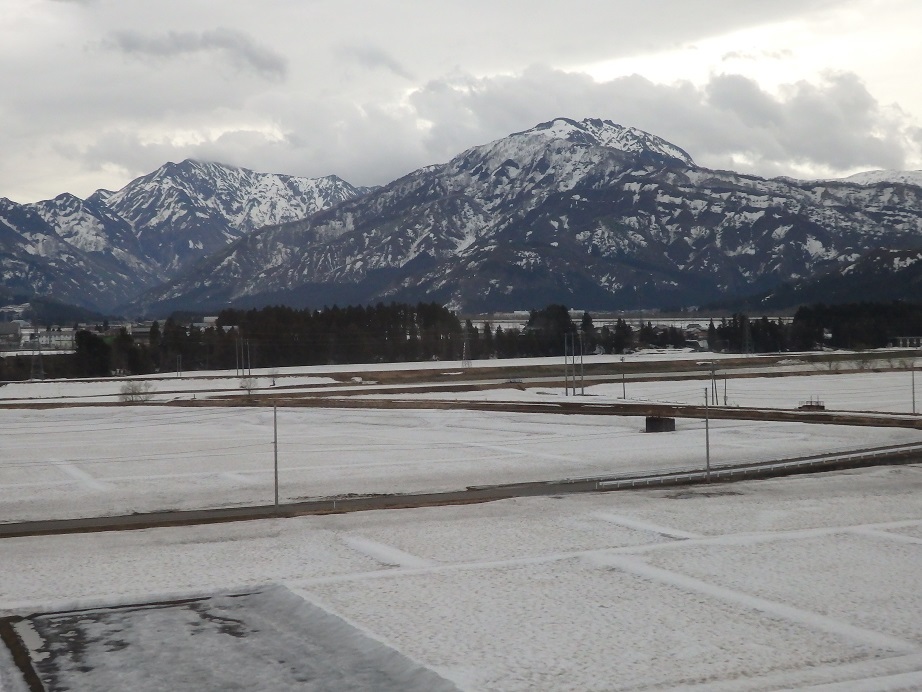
(0, 160, 366, 310)
(4, 118, 922, 316)
(123, 118, 922, 316)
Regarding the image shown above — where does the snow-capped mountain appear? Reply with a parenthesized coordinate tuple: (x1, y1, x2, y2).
(32, 193, 159, 280)
(0, 161, 366, 310)
(840, 169, 922, 188)
(97, 160, 364, 273)
(6, 119, 922, 316)
(127, 118, 922, 315)
(0, 197, 155, 310)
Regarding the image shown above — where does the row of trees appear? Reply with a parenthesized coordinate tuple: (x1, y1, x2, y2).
(706, 303, 922, 352)
(141, 304, 648, 373)
(789, 302, 922, 350)
(2, 301, 920, 381)
(0, 329, 144, 381)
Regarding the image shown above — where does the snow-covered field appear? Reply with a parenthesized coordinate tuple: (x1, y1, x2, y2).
(0, 371, 341, 404)
(0, 347, 849, 404)
(1, 365, 921, 522)
(2, 360, 922, 689)
(382, 369, 921, 414)
(2, 466, 922, 690)
(2, 405, 920, 524)
(603, 368, 919, 413)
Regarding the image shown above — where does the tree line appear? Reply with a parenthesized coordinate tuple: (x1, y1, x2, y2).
(2, 300, 921, 381)
(706, 302, 922, 352)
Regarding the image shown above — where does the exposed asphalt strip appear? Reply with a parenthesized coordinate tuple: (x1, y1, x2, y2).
(2, 443, 920, 540)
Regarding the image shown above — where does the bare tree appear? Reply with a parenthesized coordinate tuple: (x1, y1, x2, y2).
(854, 352, 875, 371)
(119, 381, 155, 403)
(240, 376, 258, 400)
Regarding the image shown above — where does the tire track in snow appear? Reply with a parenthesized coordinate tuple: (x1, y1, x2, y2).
(847, 526, 922, 545)
(53, 462, 110, 491)
(341, 535, 436, 569)
(662, 652, 922, 691)
(588, 553, 918, 655)
(592, 512, 702, 539)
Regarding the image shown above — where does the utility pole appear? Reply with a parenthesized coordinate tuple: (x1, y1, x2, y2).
(579, 330, 585, 396)
(30, 347, 45, 381)
(913, 362, 917, 415)
(723, 376, 727, 406)
(273, 404, 279, 508)
(564, 333, 579, 395)
(704, 388, 711, 483)
(563, 334, 569, 396)
(711, 363, 717, 405)
(461, 323, 472, 369)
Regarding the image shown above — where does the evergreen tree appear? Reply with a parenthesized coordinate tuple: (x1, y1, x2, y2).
(481, 322, 494, 358)
(74, 330, 111, 377)
(526, 304, 575, 355)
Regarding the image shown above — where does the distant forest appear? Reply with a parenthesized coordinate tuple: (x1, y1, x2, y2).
(2, 301, 922, 381)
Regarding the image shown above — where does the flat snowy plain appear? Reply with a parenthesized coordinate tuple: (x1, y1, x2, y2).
(2, 468, 922, 690)
(2, 352, 921, 689)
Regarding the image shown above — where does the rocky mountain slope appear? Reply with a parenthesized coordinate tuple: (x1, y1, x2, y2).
(95, 160, 364, 274)
(127, 118, 922, 315)
(0, 197, 152, 311)
(0, 161, 365, 310)
(756, 247, 922, 308)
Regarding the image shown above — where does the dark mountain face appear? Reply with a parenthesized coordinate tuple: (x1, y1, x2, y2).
(0, 161, 366, 311)
(756, 247, 922, 308)
(126, 118, 922, 316)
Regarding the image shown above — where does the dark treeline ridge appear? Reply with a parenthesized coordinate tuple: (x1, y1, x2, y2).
(2, 301, 921, 381)
(705, 302, 922, 352)
(218, 303, 462, 367)
(787, 302, 922, 350)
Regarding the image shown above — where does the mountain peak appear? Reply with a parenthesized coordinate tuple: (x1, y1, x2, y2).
(518, 117, 695, 166)
(842, 169, 922, 187)
(146, 158, 225, 181)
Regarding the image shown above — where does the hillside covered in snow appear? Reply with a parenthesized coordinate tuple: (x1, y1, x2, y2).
(129, 118, 922, 315)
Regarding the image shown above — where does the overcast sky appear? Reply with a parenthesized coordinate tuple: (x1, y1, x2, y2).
(3, 0, 921, 203)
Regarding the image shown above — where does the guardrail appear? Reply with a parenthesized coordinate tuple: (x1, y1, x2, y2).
(596, 443, 922, 490)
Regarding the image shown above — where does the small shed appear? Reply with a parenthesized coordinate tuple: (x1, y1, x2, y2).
(645, 416, 676, 433)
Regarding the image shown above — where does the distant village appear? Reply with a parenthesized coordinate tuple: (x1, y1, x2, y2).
(0, 304, 225, 354)
(0, 303, 721, 356)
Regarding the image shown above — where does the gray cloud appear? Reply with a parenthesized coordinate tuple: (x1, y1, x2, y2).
(705, 71, 907, 171)
(336, 44, 415, 80)
(103, 28, 287, 80)
(35, 66, 919, 200)
(3, 0, 920, 202)
(401, 67, 915, 179)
